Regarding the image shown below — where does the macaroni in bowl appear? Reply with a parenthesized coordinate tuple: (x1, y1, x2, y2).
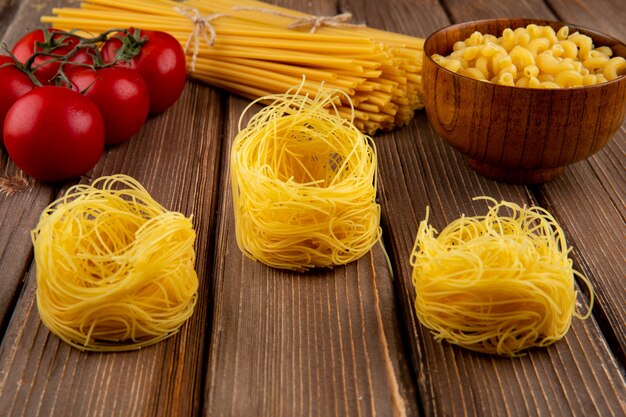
(432, 24, 626, 88)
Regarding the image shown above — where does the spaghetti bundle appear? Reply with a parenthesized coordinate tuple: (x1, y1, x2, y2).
(231, 84, 381, 271)
(32, 175, 199, 351)
(42, 0, 424, 134)
(410, 198, 593, 356)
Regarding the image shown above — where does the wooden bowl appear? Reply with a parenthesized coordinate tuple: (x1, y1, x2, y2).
(422, 19, 626, 184)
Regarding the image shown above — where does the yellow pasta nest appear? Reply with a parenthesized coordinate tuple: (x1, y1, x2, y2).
(410, 198, 593, 356)
(433, 24, 626, 88)
(231, 84, 381, 271)
(32, 175, 199, 352)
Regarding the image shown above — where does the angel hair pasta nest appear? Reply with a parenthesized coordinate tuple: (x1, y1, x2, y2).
(231, 84, 381, 271)
(32, 175, 199, 352)
(410, 198, 594, 356)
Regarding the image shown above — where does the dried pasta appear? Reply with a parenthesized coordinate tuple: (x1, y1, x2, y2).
(433, 24, 626, 88)
(410, 198, 594, 356)
(231, 83, 381, 271)
(33, 175, 199, 352)
(43, 0, 425, 134)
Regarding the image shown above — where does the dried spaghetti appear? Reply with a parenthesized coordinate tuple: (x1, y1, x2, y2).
(231, 83, 381, 271)
(42, 0, 424, 134)
(410, 198, 594, 356)
(32, 175, 199, 352)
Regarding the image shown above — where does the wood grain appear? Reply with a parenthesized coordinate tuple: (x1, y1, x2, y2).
(0, 0, 625, 416)
(545, 0, 626, 41)
(199, 1, 419, 415)
(0, 182, 54, 333)
(348, 0, 626, 415)
(538, 0, 626, 364)
(443, 0, 554, 22)
(374, 111, 626, 417)
(0, 0, 62, 342)
(0, 0, 225, 406)
(0, 0, 18, 39)
(442, 0, 626, 367)
(204, 88, 417, 417)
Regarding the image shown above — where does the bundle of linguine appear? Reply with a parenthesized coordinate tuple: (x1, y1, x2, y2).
(43, 0, 424, 134)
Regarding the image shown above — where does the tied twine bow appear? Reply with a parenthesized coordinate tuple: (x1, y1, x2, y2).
(174, 5, 364, 70)
(232, 6, 365, 33)
(174, 6, 229, 71)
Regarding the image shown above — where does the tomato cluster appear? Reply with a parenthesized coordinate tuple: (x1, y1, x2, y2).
(1, 27, 187, 182)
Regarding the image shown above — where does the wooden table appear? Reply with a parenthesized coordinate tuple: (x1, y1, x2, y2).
(1, 0, 624, 416)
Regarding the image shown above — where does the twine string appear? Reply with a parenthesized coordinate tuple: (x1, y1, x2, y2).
(232, 6, 365, 33)
(174, 6, 229, 71)
(0, 171, 32, 196)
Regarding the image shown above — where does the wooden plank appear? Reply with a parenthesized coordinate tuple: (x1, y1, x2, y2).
(345, 0, 626, 416)
(456, 0, 626, 365)
(0, 0, 17, 40)
(339, 0, 449, 38)
(536, 0, 626, 363)
(0, 0, 64, 341)
(202, 3, 417, 417)
(534, 162, 626, 362)
(442, 0, 553, 22)
(0, 180, 54, 333)
(0, 0, 103, 335)
(0, 0, 225, 412)
(204, 58, 418, 417)
(546, 0, 626, 40)
(207, 184, 418, 416)
(0, 1, 59, 46)
(587, 126, 626, 220)
(446, 0, 626, 364)
(0, 76, 223, 416)
(1, 1, 624, 417)
(378, 109, 625, 417)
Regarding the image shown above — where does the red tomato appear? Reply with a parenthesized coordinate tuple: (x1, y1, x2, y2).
(4, 87, 104, 182)
(11, 28, 94, 85)
(67, 66, 150, 145)
(0, 56, 34, 146)
(101, 29, 187, 114)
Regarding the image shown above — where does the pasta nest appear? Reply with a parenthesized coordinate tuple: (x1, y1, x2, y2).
(32, 175, 199, 351)
(231, 84, 381, 271)
(410, 198, 593, 356)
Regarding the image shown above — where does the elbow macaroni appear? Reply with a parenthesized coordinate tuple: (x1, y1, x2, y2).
(432, 24, 626, 88)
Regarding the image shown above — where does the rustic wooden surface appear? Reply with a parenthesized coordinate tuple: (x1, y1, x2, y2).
(0, 0, 624, 416)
